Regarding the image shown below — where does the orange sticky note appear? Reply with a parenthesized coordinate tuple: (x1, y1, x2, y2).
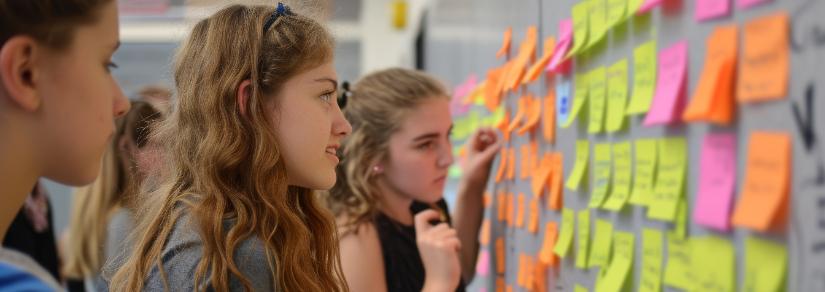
(496, 27, 512, 59)
(524, 37, 557, 84)
(539, 222, 559, 267)
(683, 24, 738, 125)
(517, 96, 543, 135)
(525, 257, 535, 290)
(737, 12, 789, 103)
(530, 140, 539, 174)
(507, 96, 528, 134)
(731, 132, 791, 232)
(506, 285, 513, 292)
(528, 197, 540, 234)
(497, 191, 507, 222)
(496, 238, 506, 274)
(534, 261, 548, 292)
(507, 192, 516, 226)
(480, 219, 491, 246)
(496, 108, 511, 142)
(520, 144, 531, 180)
(485, 67, 506, 112)
(506, 26, 538, 91)
(496, 277, 505, 292)
(506, 148, 517, 181)
(516, 193, 526, 228)
(484, 191, 493, 208)
(495, 147, 508, 183)
(543, 86, 557, 144)
(517, 254, 528, 287)
(548, 152, 564, 211)
(532, 154, 554, 198)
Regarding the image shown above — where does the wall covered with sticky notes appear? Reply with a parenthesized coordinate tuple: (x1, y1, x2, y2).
(425, 0, 825, 291)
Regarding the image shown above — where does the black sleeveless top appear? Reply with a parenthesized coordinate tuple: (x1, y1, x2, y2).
(374, 199, 467, 292)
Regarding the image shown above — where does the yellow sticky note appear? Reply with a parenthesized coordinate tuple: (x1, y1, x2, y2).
(596, 231, 635, 292)
(629, 139, 658, 205)
(567, 2, 591, 58)
(587, 0, 608, 49)
(554, 208, 576, 257)
(603, 141, 632, 211)
(575, 210, 592, 269)
(563, 72, 590, 128)
(691, 236, 735, 292)
(743, 236, 787, 292)
(628, 0, 645, 17)
(575, 284, 589, 292)
(565, 140, 591, 190)
(588, 67, 608, 134)
(589, 143, 612, 208)
(647, 137, 687, 222)
(626, 40, 657, 115)
(606, 59, 629, 132)
(671, 197, 688, 240)
(588, 219, 614, 268)
(639, 228, 663, 292)
(607, 0, 628, 29)
(663, 234, 692, 290)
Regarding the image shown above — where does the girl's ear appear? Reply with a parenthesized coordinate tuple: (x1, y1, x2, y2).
(236, 79, 252, 116)
(0, 36, 42, 112)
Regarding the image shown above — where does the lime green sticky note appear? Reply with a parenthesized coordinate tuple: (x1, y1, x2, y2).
(488, 106, 505, 126)
(607, 0, 628, 29)
(647, 137, 687, 222)
(554, 208, 577, 257)
(596, 231, 635, 292)
(663, 234, 692, 290)
(566, 2, 591, 58)
(588, 67, 608, 134)
(588, 143, 612, 208)
(588, 219, 614, 268)
(743, 236, 787, 292)
(448, 164, 462, 179)
(627, 0, 645, 20)
(575, 209, 592, 269)
(670, 197, 688, 240)
(563, 72, 590, 128)
(565, 140, 591, 190)
(691, 236, 735, 292)
(639, 228, 664, 292)
(605, 59, 629, 133)
(473, 92, 486, 106)
(626, 40, 657, 115)
(602, 141, 632, 211)
(575, 284, 589, 292)
(587, 0, 608, 50)
(629, 139, 658, 205)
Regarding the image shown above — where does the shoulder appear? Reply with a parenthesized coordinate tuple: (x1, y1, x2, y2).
(337, 221, 387, 292)
(0, 248, 62, 291)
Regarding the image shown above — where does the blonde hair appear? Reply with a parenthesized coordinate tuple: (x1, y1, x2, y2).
(109, 4, 346, 292)
(326, 68, 448, 232)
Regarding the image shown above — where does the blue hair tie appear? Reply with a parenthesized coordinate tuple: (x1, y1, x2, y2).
(263, 2, 295, 33)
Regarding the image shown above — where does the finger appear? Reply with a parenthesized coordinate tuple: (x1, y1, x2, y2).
(426, 223, 451, 235)
(433, 226, 457, 239)
(443, 237, 462, 252)
(414, 210, 441, 233)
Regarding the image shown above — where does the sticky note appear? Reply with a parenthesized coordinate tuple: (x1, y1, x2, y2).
(691, 236, 735, 292)
(543, 86, 557, 144)
(565, 140, 591, 190)
(497, 277, 505, 292)
(626, 40, 657, 115)
(532, 154, 554, 197)
(517, 96, 543, 135)
(588, 219, 614, 268)
(589, 143, 612, 208)
(737, 12, 789, 102)
(484, 67, 505, 112)
(629, 139, 657, 205)
(607, 0, 628, 29)
(596, 231, 635, 292)
(643, 41, 688, 126)
(683, 25, 738, 125)
(567, 2, 591, 58)
(495, 148, 507, 183)
(637, 0, 663, 14)
(516, 193, 526, 228)
(737, 0, 772, 9)
(496, 238, 506, 274)
(504, 27, 538, 91)
(506, 148, 516, 181)
(672, 197, 688, 240)
(548, 153, 565, 210)
(602, 142, 632, 211)
(524, 257, 535, 290)
(495, 108, 510, 142)
(507, 192, 516, 226)
(477, 250, 491, 277)
(534, 261, 548, 292)
(732, 131, 791, 232)
(693, 133, 737, 231)
(628, 0, 645, 17)
(696, 0, 731, 21)
(548, 19, 574, 72)
(587, 0, 609, 49)
(484, 192, 492, 208)
(520, 144, 532, 180)
(496, 27, 512, 58)
(517, 254, 527, 286)
(539, 222, 559, 266)
(575, 209, 591, 269)
(576, 285, 589, 292)
(663, 235, 692, 290)
(648, 137, 687, 222)
(557, 79, 572, 126)
(507, 96, 528, 133)
(605, 59, 629, 132)
(524, 37, 557, 84)
(743, 236, 787, 292)
(554, 208, 576, 257)
(588, 67, 608, 134)
(639, 228, 663, 292)
(563, 72, 589, 128)
(480, 219, 491, 246)
(528, 197, 540, 233)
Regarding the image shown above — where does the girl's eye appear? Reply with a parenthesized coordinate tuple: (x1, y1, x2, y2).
(106, 61, 119, 73)
(320, 91, 335, 104)
(417, 142, 435, 150)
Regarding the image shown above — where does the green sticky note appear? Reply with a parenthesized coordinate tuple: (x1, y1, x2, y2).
(588, 219, 614, 268)
(605, 59, 629, 133)
(596, 231, 635, 292)
(691, 236, 735, 292)
(488, 106, 505, 126)
(588, 67, 608, 134)
(670, 197, 688, 240)
(627, 0, 645, 21)
(575, 284, 589, 292)
(602, 141, 632, 211)
(647, 137, 687, 222)
(554, 208, 577, 257)
(589, 143, 612, 208)
(639, 228, 664, 292)
(607, 0, 628, 29)
(626, 40, 657, 115)
(663, 234, 692, 290)
(566, 2, 591, 58)
(448, 164, 462, 179)
(564, 72, 590, 128)
(575, 209, 592, 269)
(629, 139, 658, 205)
(473, 92, 486, 106)
(565, 140, 591, 190)
(587, 0, 608, 50)
(743, 236, 787, 292)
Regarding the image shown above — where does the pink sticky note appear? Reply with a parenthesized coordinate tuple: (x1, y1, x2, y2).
(737, 0, 772, 10)
(451, 74, 477, 116)
(693, 133, 737, 231)
(638, 0, 663, 14)
(696, 0, 731, 21)
(546, 19, 574, 73)
(643, 41, 688, 126)
(477, 250, 491, 277)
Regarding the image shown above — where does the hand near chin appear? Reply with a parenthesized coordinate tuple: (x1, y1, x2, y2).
(459, 128, 502, 188)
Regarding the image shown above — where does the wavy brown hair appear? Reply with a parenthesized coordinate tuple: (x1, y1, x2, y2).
(108, 4, 346, 292)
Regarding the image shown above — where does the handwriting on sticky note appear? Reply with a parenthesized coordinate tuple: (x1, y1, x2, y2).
(587, 0, 608, 49)
(743, 236, 787, 292)
(663, 235, 692, 290)
(575, 210, 591, 269)
(644, 41, 688, 126)
(567, 2, 591, 58)
(737, 12, 789, 102)
(639, 228, 663, 292)
(696, 0, 731, 21)
(606, 59, 629, 132)
(589, 143, 612, 208)
(588, 67, 608, 134)
(603, 142, 632, 211)
(693, 133, 737, 231)
(629, 139, 657, 205)
(588, 219, 614, 268)
(627, 40, 657, 115)
(648, 137, 687, 222)
(732, 131, 791, 232)
(596, 231, 635, 292)
(683, 25, 738, 125)
(565, 140, 591, 190)
(691, 236, 735, 292)
(554, 208, 576, 257)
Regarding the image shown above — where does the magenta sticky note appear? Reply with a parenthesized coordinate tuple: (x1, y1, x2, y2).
(637, 0, 663, 14)
(476, 249, 491, 277)
(547, 19, 574, 73)
(737, 0, 772, 10)
(696, 0, 731, 21)
(643, 41, 688, 126)
(693, 133, 737, 231)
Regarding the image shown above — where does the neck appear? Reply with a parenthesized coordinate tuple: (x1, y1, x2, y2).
(0, 124, 40, 240)
(375, 179, 414, 225)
